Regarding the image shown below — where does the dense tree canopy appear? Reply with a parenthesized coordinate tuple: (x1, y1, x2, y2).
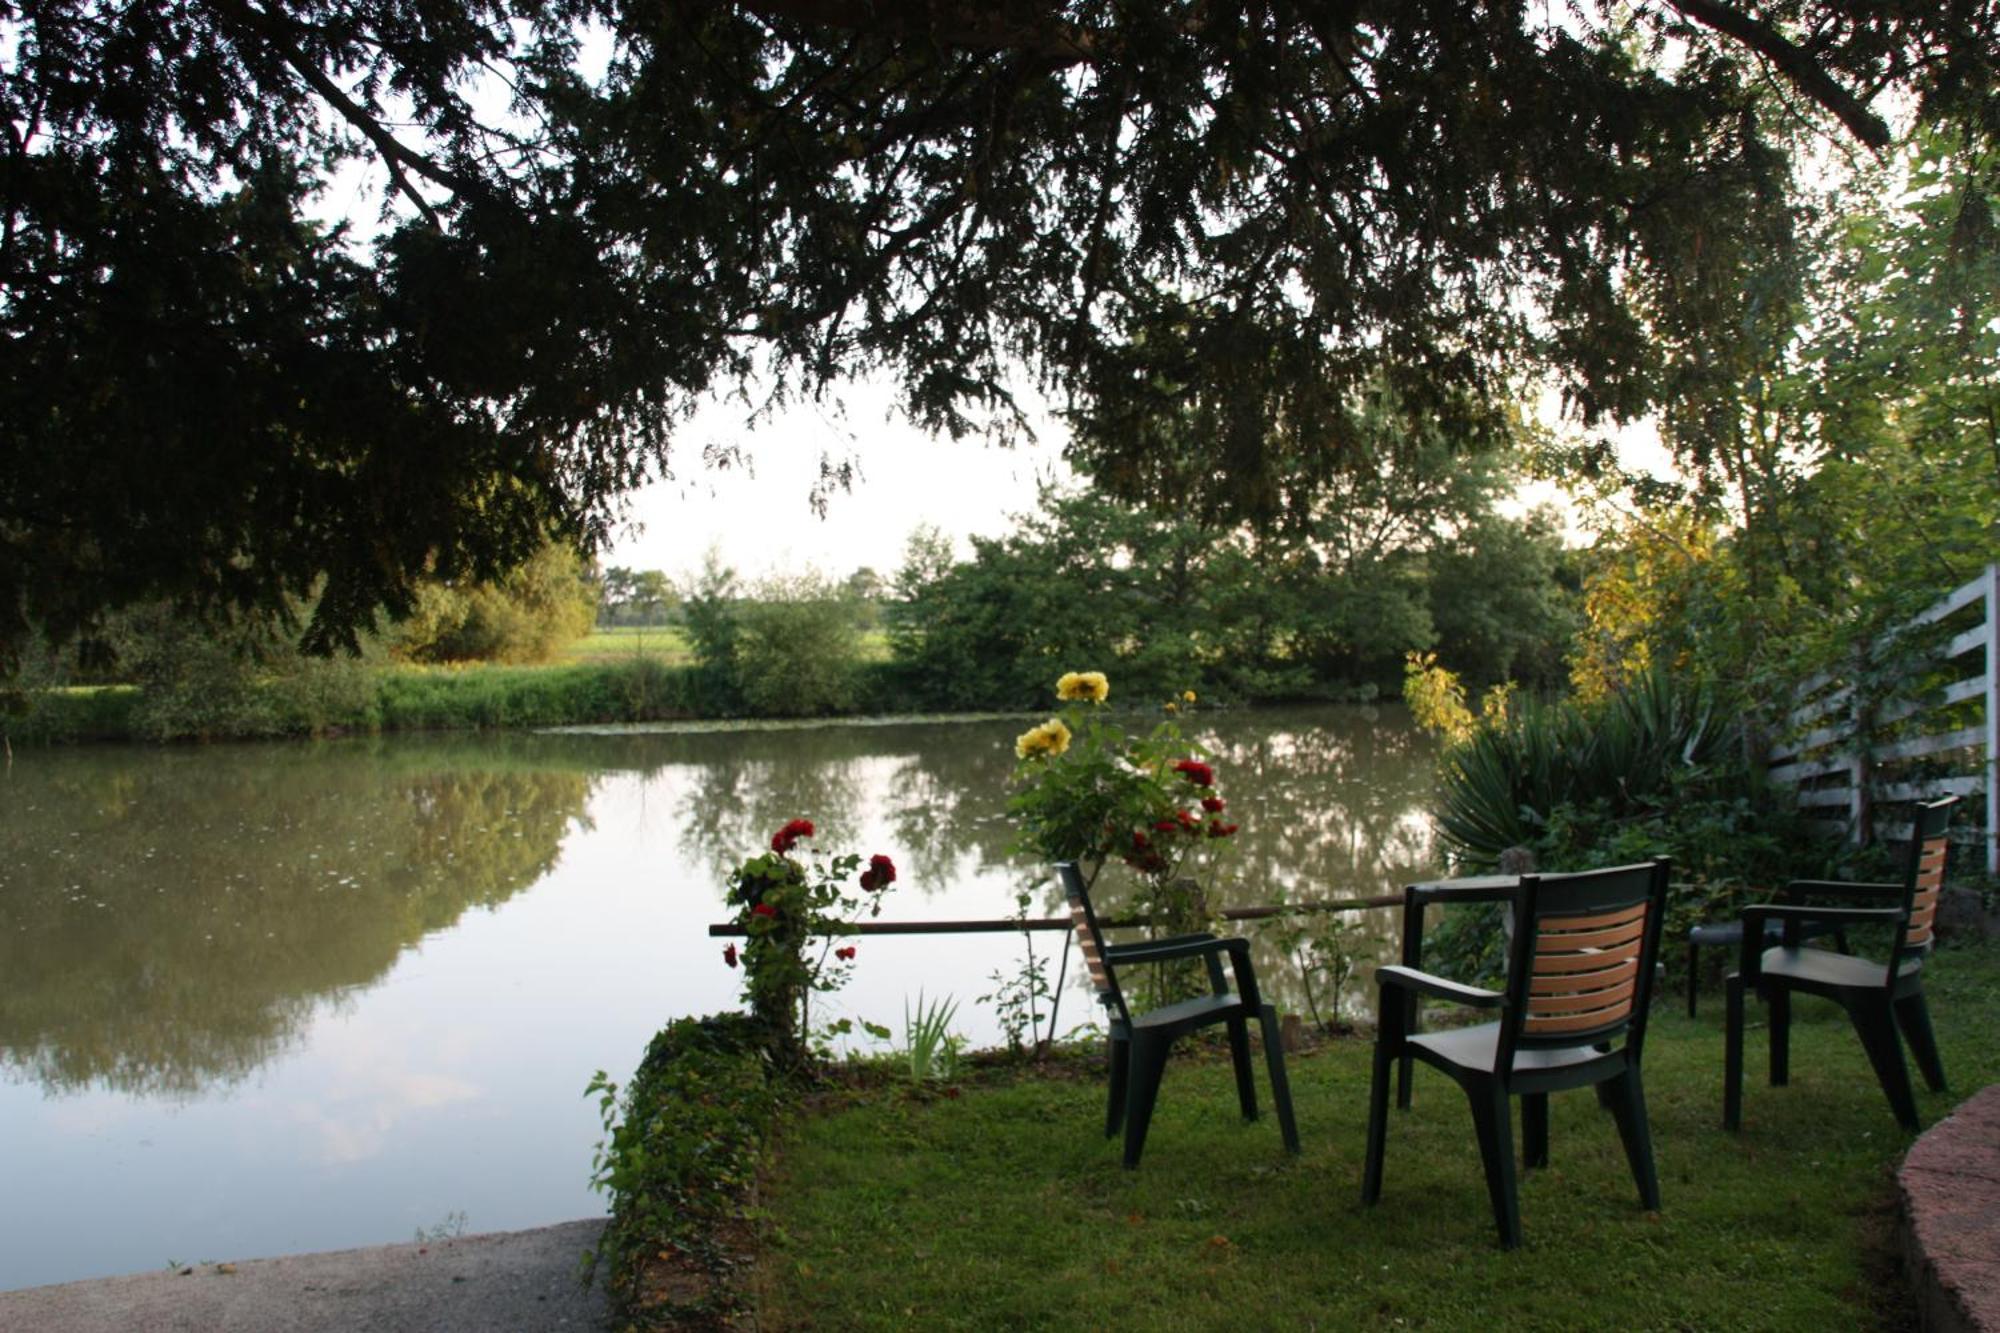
(3, 0, 1995, 665)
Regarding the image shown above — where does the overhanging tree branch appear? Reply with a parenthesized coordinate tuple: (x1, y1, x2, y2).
(199, 0, 477, 225)
(1664, 0, 1892, 148)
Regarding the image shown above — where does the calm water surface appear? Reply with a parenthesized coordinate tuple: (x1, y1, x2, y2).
(0, 705, 1439, 1289)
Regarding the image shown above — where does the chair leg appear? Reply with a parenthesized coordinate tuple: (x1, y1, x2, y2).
(1121, 1033, 1171, 1168)
(1227, 1015, 1258, 1121)
(1723, 972, 1744, 1130)
(1362, 1029, 1395, 1204)
(1686, 940, 1700, 1019)
(1603, 1068, 1661, 1211)
(1257, 1005, 1301, 1155)
(1396, 1001, 1418, 1110)
(1521, 1092, 1549, 1169)
(1468, 1081, 1521, 1249)
(1105, 1033, 1130, 1139)
(1769, 986, 1790, 1086)
(1895, 991, 1947, 1092)
(1852, 1000, 1920, 1132)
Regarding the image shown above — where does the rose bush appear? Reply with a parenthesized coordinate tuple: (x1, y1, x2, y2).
(724, 819, 896, 1071)
(1009, 672, 1240, 1000)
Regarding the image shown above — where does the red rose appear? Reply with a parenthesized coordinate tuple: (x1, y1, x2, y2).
(1171, 759, 1215, 788)
(1206, 821, 1239, 838)
(1153, 819, 1178, 833)
(771, 818, 815, 853)
(835, 945, 857, 961)
(1177, 809, 1201, 829)
(723, 943, 739, 968)
(1132, 830, 1150, 849)
(860, 853, 897, 891)
(1202, 795, 1225, 813)
(751, 902, 778, 918)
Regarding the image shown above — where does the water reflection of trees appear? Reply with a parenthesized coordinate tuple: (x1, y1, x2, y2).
(0, 739, 593, 1098)
(593, 707, 1442, 1021)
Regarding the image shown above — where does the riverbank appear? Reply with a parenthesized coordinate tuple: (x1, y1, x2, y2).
(0, 1219, 608, 1332)
(4, 656, 1380, 746)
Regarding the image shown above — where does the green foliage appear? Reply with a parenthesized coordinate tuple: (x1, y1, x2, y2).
(977, 890, 1057, 1059)
(1422, 664, 1833, 982)
(394, 542, 598, 665)
(586, 1013, 778, 1327)
(6, 3, 1994, 668)
(899, 992, 963, 1085)
(1260, 898, 1364, 1031)
(597, 568, 677, 628)
(731, 574, 865, 717)
(891, 429, 1577, 710)
(724, 822, 896, 1071)
(680, 552, 745, 713)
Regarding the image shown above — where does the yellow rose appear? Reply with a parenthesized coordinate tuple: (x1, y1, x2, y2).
(1183, 690, 1197, 703)
(1056, 671, 1110, 703)
(1014, 718, 1073, 760)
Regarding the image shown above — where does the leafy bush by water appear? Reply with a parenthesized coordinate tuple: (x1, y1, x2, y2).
(587, 1013, 778, 1328)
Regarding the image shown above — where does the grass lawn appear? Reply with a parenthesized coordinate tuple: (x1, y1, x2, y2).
(559, 625, 699, 665)
(559, 625, 894, 667)
(752, 940, 1999, 1330)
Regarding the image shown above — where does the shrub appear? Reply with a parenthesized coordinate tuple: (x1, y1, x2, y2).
(732, 574, 864, 717)
(1424, 663, 1832, 982)
(394, 542, 597, 664)
(586, 1014, 778, 1328)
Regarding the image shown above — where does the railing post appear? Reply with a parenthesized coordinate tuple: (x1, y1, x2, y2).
(1850, 644, 1872, 848)
(1986, 563, 1999, 875)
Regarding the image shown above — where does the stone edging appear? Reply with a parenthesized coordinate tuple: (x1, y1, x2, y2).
(1899, 1083, 2000, 1332)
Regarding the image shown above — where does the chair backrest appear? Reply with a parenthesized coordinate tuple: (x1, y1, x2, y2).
(1054, 862, 1130, 1026)
(1892, 796, 1957, 969)
(1497, 859, 1670, 1072)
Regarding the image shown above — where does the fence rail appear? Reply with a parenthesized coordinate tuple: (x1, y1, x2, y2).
(1768, 562, 1998, 871)
(707, 892, 1406, 937)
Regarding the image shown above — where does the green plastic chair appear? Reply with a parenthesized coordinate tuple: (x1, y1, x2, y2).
(1724, 796, 1956, 1133)
(1054, 862, 1300, 1169)
(1363, 859, 1672, 1249)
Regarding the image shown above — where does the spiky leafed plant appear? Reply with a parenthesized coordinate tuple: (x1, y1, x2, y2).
(1433, 665, 1735, 870)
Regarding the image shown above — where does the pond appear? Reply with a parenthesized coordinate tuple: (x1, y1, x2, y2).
(0, 704, 1441, 1290)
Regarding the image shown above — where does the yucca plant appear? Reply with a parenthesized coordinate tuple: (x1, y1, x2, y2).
(1433, 664, 1736, 870)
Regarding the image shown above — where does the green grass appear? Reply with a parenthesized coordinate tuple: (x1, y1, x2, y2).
(559, 625, 699, 665)
(559, 625, 893, 667)
(752, 941, 2000, 1330)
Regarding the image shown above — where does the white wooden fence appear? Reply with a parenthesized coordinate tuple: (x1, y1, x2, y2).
(1767, 563, 1998, 872)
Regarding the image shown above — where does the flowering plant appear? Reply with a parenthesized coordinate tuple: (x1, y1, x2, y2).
(723, 818, 897, 1070)
(1008, 673, 1240, 987)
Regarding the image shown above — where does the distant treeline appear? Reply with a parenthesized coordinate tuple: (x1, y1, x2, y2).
(6, 456, 1579, 741)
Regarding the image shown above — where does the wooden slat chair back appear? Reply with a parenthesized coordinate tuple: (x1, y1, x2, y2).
(1060, 867, 1130, 1028)
(1364, 858, 1671, 1248)
(1499, 863, 1662, 1070)
(1898, 817, 1950, 960)
(1724, 795, 1959, 1133)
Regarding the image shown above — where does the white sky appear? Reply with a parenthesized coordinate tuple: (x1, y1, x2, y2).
(602, 378, 1077, 585)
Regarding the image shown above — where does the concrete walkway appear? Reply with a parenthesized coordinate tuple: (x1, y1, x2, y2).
(0, 1219, 609, 1332)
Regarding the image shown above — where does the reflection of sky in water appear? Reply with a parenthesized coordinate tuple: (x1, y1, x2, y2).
(0, 708, 1438, 1290)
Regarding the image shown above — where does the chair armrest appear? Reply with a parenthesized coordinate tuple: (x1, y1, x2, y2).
(1779, 879, 1902, 900)
(1375, 965, 1504, 1009)
(1105, 934, 1223, 964)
